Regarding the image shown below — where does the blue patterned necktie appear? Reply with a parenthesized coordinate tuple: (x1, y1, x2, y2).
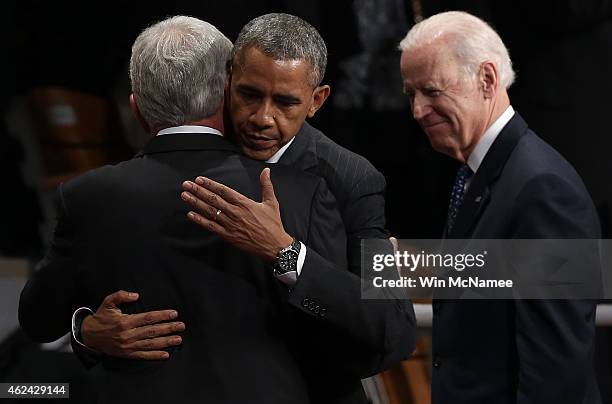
(446, 164, 473, 233)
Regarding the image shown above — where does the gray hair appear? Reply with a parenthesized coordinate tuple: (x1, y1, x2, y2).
(130, 16, 232, 129)
(399, 11, 515, 89)
(231, 13, 327, 87)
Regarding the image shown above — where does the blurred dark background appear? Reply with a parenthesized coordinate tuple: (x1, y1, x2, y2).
(2, 0, 611, 402)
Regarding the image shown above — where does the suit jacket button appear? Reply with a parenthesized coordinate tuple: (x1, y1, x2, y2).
(302, 298, 310, 307)
(433, 356, 441, 368)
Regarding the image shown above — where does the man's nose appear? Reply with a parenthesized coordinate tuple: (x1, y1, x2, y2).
(249, 101, 275, 128)
(411, 93, 429, 120)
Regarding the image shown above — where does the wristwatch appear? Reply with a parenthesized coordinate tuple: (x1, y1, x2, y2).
(273, 238, 301, 276)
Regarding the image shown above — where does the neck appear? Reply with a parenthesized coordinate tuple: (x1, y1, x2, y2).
(151, 108, 225, 135)
(487, 90, 510, 130)
(459, 90, 510, 162)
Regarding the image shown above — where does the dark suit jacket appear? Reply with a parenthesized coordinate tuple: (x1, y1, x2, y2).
(433, 113, 601, 403)
(280, 122, 389, 268)
(275, 122, 417, 403)
(18, 133, 402, 403)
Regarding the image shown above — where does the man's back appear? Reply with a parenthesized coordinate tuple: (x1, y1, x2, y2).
(20, 133, 347, 403)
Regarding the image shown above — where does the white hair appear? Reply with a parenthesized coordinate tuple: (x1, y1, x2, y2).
(130, 16, 232, 128)
(399, 11, 515, 89)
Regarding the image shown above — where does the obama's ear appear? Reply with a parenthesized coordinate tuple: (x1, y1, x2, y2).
(307, 85, 331, 118)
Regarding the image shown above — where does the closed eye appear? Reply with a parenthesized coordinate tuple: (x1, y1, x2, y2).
(403, 88, 415, 101)
(274, 95, 301, 107)
(237, 86, 262, 100)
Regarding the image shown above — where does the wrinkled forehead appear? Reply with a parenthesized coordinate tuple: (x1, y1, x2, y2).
(401, 44, 461, 84)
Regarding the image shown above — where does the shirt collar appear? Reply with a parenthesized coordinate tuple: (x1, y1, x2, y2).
(467, 105, 515, 174)
(156, 126, 294, 163)
(156, 125, 223, 137)
(266, 136, 296, 163)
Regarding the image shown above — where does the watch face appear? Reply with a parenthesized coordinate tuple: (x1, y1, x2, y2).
(278, 250, 299, 273)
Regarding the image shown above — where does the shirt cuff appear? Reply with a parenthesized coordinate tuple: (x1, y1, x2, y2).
(71, 307, 94, 349)
(296, 242, 306, 276)
(275, 242, 307, 286)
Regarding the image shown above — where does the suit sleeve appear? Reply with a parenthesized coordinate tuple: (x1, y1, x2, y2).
(288, 177, 416, 377)
(19, 184, 84, 343)
(512, 174, 600, 403)
(342, 170, 389, 270)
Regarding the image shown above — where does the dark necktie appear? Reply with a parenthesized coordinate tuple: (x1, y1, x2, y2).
(446, 164, 473, 233)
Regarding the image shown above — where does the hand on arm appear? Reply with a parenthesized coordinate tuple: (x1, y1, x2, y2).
(81, 290, 184, 360)
(181, 167, 293, 262)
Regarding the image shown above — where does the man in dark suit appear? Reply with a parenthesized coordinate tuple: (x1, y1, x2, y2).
(223, 12, 390, 260)
(176, 15, 415, 402)
(399, 11, 601, 403)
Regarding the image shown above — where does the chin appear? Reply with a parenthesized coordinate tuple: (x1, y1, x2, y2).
(427, 133, 448, 149)
(241, 146, 273, 162)
(428, 137, 458, 157)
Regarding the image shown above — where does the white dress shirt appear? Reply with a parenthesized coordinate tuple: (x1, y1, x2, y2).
(265, 137, 296, 163)
(460, 105, 515, 192)
(156, 125, 223, 137)
(467, 105, 515, 174)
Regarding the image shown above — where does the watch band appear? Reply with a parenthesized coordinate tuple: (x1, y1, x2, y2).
(71, 307, 95, 350)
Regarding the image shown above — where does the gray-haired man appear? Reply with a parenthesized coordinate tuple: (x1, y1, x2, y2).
(399, 11, 601, 403)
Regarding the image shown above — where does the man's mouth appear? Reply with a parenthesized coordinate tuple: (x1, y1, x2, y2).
(243, 133, 276, 150)
(421, 120, 448, 129)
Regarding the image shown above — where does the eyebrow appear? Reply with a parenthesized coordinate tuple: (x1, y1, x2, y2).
(237, 84, 302, 104)
(274, 94, 302, 104)
(236, 84, 262, 95)
(403, 80, 443, 93)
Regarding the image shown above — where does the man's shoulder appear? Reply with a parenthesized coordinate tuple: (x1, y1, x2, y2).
(497, 129, 600, 236)
(305, 124, 380, 173)
(49, 164, 125, 225)
(61, 158, 143, 195)
(301, 123, 385, 191)
(510, 130, 585, 186)
(495, 128, 594, 208)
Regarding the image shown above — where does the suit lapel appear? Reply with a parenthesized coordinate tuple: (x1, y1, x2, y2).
(448, 113, 529, 238)
(278, 122, 318, 171)
(136, 133, 239, 157)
